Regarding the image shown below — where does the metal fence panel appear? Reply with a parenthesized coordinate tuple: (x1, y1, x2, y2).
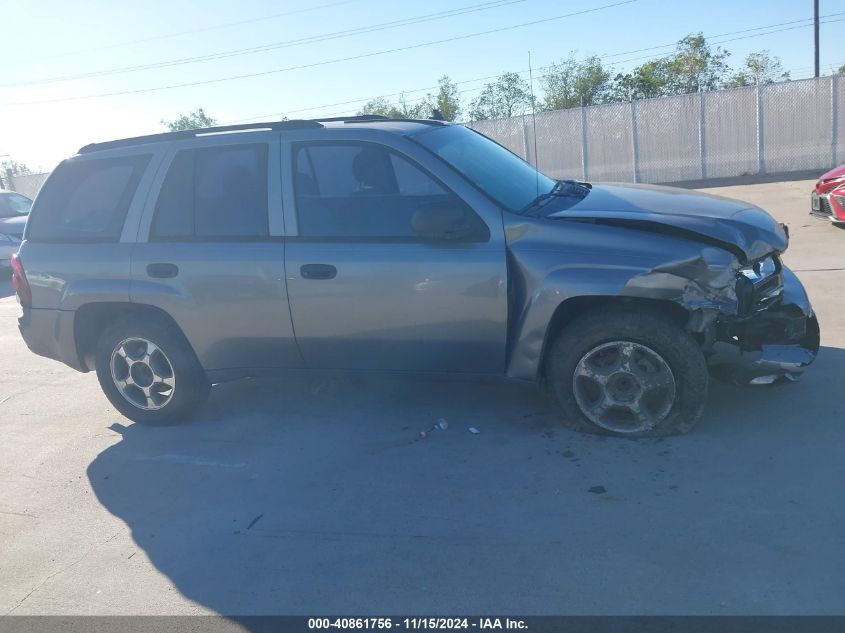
(467, 116, 527, 159)
(585, 102, 633, 181)
(834, 75, 845, 166)
(529, 108, 583, 180)
(469, 75, 843, 185)
(763, 77, 833, 173)
(7, 173, 49, 199)
(636, 93, 701, 183)
(703, 86, 759, 179)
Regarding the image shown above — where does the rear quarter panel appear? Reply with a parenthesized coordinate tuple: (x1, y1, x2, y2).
(19, 148, 166, 311)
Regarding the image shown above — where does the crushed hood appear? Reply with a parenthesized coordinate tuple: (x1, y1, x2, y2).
(546, 182, 788, 262)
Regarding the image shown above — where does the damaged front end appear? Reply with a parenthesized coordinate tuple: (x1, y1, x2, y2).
(504, 181, 820, 385)
(704, 265, 819, 385)
(623, 246, 819, 385)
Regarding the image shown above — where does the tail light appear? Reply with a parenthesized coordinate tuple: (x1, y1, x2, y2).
(10, 254, 32, 309)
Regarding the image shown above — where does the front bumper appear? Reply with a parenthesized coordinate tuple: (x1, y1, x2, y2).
(810, 191, 845, 223)
(705, 266, 819, 385)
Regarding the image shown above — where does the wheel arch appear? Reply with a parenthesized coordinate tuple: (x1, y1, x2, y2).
(541, 296, 691, 378)
(507, 293, 692, 383)
(74, 302, 195, 372)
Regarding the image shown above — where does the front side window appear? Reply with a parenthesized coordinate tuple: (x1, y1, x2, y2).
(293, 142, 486, 240)
(26, 155, 150, 242)
(152, 144, 269, 240)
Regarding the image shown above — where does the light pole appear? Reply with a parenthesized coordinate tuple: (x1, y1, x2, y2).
(814, 0, 820, 78)
(0, 153, 9, 190)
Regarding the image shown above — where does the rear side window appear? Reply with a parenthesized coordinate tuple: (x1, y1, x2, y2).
(26, 155, 150, 242)
(151, 144, 269, 240)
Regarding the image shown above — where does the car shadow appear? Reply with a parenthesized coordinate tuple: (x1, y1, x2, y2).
(668, 169, 819, 190)
(87, 346, 845, 616)
(0, 278, 13, 299)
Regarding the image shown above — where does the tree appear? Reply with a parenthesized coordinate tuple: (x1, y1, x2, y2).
(663, 34, 731, 94)
(161, 108, 217, 131)
(358, 97, 399, 118)
(0, 159, 31, 190)
(468, 72, 533, 120)
(433, 75, 461, 121)
(541, 54, 612, 110)
(727, 50, 789, 87)
(612, 59, 671, 101)
(1, 160, 32, 177)
(357, 93, 432, 119)
(837, 64, 845, 74)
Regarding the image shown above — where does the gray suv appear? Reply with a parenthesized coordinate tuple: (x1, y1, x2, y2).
(13, 117, 819, 436)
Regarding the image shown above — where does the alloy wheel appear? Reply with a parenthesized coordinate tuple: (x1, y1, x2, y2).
(572, 340, 676, 434)
(110, 337, 176, 411)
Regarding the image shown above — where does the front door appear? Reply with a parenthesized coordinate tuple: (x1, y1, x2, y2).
(284, 140, 507, 373)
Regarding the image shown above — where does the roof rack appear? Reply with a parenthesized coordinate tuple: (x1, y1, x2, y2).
(77, 115, 449, 155)
(77, 119, 323, 154)
(323, 115, 448, 126)
(316, 115, 390, 122)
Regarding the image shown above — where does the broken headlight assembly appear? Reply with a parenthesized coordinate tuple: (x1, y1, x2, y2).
(735, 255, 783, 316)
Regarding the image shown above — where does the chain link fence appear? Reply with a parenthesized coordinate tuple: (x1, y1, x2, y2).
(3, 172, 49, 199)
(469, 75, 844, 184)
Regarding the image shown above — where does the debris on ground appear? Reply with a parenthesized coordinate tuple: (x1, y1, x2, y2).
(588, 485, 607, 494)
(418, 419, 449, 440)
(247, 514, 264, 530)
(468, 426, 480, 434)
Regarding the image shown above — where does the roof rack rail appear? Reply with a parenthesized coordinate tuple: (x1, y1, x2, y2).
(315, 115, 447, 126)
(316, 115, 390, 122)
(77, 119, 323, 154)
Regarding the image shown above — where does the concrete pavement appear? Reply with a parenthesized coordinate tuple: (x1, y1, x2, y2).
(1, 180, 843, 615)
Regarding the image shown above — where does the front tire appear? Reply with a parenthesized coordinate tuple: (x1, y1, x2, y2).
(95, 314, 210, 425)
(545, 306, 709, 437)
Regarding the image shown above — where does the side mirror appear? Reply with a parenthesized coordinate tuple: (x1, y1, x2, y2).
(412, 205, 474, 241)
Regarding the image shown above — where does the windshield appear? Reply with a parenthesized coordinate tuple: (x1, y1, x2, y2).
(0, 192, 32, 218)
(412, 125, 556, 212)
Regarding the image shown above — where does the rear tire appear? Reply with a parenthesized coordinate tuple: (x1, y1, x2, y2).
(545, 306, 708, 437)
(95, 314, 210, 425)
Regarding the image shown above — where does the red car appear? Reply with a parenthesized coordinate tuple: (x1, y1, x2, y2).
(811, 164, 845, 224)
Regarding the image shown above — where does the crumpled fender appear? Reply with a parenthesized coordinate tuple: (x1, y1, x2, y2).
(504, 217, 745, 381)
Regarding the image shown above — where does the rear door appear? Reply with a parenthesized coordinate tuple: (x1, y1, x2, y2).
(283, 133, 508, 373)
(132, 134, 302, 373)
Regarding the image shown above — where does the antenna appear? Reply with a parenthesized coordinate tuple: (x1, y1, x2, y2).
(528, 51, 540, 197)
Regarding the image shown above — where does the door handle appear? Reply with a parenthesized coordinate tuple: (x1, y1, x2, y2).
(147, 263, 179, 279)
(300, 263, 337, 280)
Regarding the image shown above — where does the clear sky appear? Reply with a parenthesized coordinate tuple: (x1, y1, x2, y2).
(1, 0, 843, 171)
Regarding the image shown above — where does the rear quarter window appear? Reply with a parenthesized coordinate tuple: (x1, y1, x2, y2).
(26, 154, 150, 242)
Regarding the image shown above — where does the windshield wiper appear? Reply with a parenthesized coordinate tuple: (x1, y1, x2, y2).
(520, 180, 592, 216)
